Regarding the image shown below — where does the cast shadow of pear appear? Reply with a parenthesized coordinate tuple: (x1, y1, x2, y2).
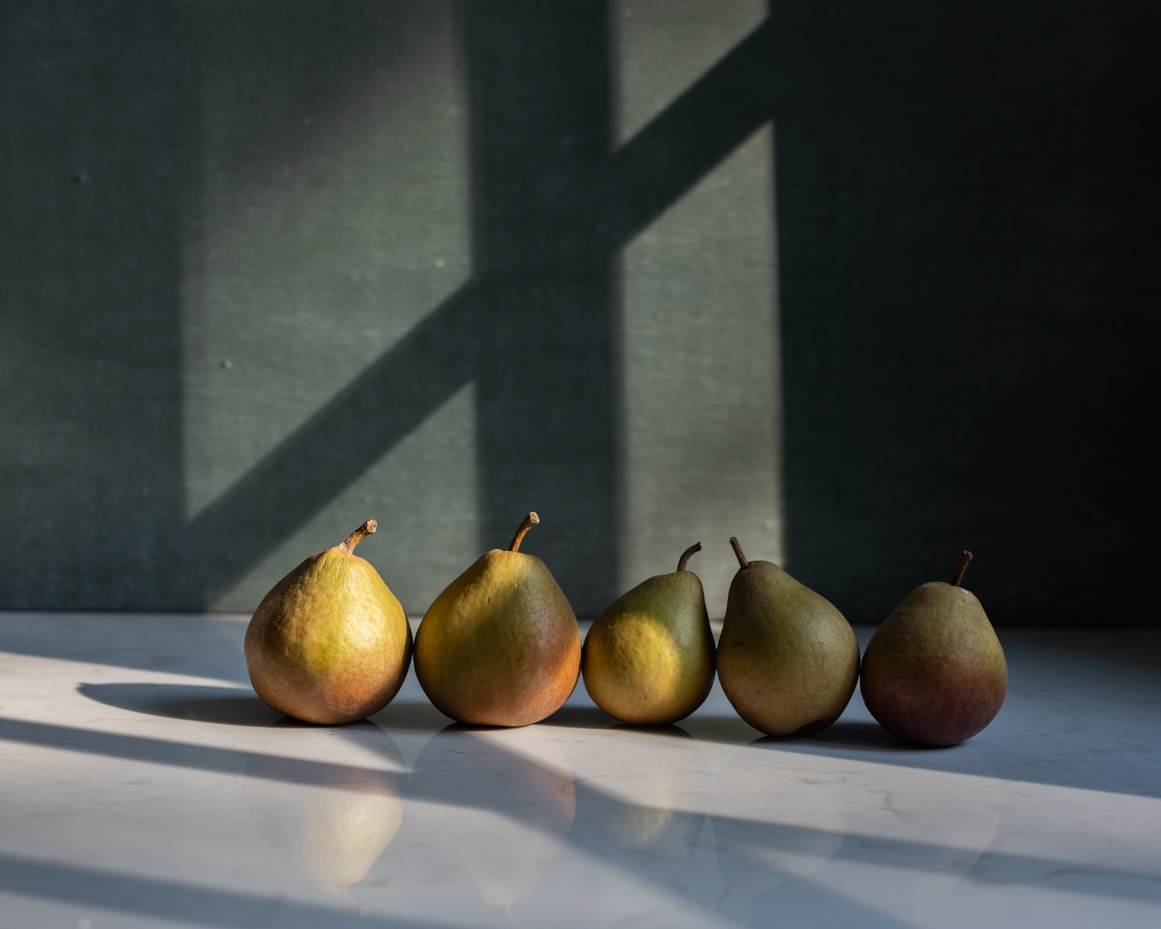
(709, 736, 850, 914)
(243, 719, 405, 895)
(807, 726, 1004, 894)
(78, 682, 280, 726)
(572, 724, 710, 894)
(731, 726, 1004, 897)
(410, 724, 576, 909)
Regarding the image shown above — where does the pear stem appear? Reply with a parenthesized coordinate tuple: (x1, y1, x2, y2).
(677, 542, 702, 572)
(508, 512, 540, 553)
(338, 519, 377, 554)
(729, 537, 750, 569)
(951, 550, 973, 586)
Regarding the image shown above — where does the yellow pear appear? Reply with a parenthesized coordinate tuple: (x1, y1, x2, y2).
(582, 542, 715, 725)
(415, 513, 580, 727)
(245, 520, 412, 725)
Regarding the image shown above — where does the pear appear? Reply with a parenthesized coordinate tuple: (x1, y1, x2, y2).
(245, 520, 412, 725)
(581, 542, 715, 725)
(414, 512, 580, 727)
(717, 538, 859, 736)
(860, 551, 1007, 747)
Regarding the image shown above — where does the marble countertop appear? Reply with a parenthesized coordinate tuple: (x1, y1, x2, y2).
(0, 613, 1158, 928)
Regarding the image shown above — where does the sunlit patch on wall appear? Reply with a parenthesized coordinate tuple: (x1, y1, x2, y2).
(180, 1, 470, 522)
(613, 1, 783, 616)
(214, 380, 479, 615)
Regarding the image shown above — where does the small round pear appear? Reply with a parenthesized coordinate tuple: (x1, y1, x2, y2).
(860, 551, 1007, 747)
(415, 512, 581, 727)
(717, 538, 859, 736)
(582, 542, 716, 725)
(245, 520, 413, 725)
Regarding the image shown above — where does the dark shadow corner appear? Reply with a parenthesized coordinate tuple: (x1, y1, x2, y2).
(541, 705, 619, 729)
(748, 721, 947, 753)
(371, 700, 455, 733)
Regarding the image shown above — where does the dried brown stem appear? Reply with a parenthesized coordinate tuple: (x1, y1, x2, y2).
(729, 537, 750, 569)
(677, 542, 702, 572)
(508, 512, 540, 553)
(951, 550, 973, 587)
(339, 519, 377, 554)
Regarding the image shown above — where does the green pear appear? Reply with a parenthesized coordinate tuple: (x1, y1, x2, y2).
(860, 551, 1007, 747)
(245, 520, 413, 725)
(581, 542, 715, 725)
(717, 538, 859, 736)
(414, 512, 581, 727)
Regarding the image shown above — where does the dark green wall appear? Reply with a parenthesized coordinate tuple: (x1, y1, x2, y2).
(0, 1, 1156, 623)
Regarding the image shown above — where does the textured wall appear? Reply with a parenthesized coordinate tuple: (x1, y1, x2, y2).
(0, 1, 1156, 623)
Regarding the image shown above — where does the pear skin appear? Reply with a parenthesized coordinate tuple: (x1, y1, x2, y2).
(582, 542, 716, 725)
(860, 551, 1007, 747)
(717, 538, 859, 736)
(245, 521, 413, 725)
(414, 513, 581, 727)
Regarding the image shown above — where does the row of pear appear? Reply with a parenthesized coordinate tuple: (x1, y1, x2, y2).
(245, 512, 1008, 747)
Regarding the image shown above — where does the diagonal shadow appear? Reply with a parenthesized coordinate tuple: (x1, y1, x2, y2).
(570, 786, 1161, 910)
(78, 682, 282, 726)
(406, 726, 1161, 912)
(5, 713, 1160, 914)
(178, 9, 779, 610)
(462, 1, 621, 610)
(0, 852, 465, 929)
(179, 279, 484, 604)
(0, 716, 406, 796)
(593, 18, 776, 249)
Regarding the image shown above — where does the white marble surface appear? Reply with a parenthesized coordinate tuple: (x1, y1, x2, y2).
(0, 613, 1159, 928)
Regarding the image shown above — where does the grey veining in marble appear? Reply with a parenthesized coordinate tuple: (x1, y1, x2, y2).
(1, 614, 1159, 928)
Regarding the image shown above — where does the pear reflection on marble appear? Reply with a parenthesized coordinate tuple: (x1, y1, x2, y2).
(600, 775, 685, 848)
(710, 740, 849, 911)
(244, 722, 405, 894)
(412, 726, 575, 908)
(574, 726, 709, 892)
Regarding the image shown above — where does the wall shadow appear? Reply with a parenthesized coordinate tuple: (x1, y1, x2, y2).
(462, 2, 617, 613)
(0, 2, 195, 609)
(768, 0, 1161, 623)
(0, 2, 1156, 622)
(172, 1, 779, 614)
